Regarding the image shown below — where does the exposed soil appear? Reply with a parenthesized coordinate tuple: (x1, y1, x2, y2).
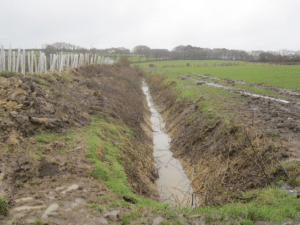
(178, 73, 300, 158)
(0, 64, 161, 224)
(146, 74, 300, 207)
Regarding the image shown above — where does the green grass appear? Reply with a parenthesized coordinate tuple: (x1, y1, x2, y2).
(281, 160, 299, 171)
(33, 144, 44, 161)
(235, 84, 279, 96)
(5, 50, 42, 56)
(163, 65, 300, 90)
(35, 132, 71, 143)
(61, 73, 72, 81)
(0, 198, 8, 215)
(35, 73, 57, 82)
(85, 114, 182, 212)
(34, 219, 43, 225)
(186, 187, 300, 224)
(143, 70, 300, 223)
(147, 70, 241, 121)
(87, 203, 104, 212)
(26, 105, 300, 224)
(133, 60, 259, 68)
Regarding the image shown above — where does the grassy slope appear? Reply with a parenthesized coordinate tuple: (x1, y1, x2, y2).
(31, 108, 300, 225)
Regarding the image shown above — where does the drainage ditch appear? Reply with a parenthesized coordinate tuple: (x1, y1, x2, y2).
(142, 82, 197, 207)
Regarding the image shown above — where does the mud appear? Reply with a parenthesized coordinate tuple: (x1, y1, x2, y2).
(193, 73, 300, 99)
(178, 74, 300, 157)
(0, 64, 161, 224)
(146, 74, 299, 206)
(39, 161, 62, 178)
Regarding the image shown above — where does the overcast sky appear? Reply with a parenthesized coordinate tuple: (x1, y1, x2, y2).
(1, 0, 300, 52)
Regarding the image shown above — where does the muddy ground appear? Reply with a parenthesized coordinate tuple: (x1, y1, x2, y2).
(146, 73, 300, 207)
(0, 63, 161, 224)
(178, 74, 300, 158)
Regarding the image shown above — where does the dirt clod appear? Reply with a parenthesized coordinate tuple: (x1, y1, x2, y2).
(39, 161, 61, 178)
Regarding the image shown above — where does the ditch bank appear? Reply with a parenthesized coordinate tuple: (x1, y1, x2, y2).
(145, 73, 299, 207)
(0, 62, 162, 224)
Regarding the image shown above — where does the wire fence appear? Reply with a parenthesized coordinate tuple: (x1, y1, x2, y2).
(0, 45, 114, 75)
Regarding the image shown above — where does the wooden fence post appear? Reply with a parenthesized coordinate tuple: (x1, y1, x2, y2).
(1, 45, 5, 72)
(28, 51, 31, 73)
(8, 48, 11, 71)
(22, 49, 25, 75)
(34, 54, 37, 73)
(12, 51, 15, 72)
(30, 51, 34, 75)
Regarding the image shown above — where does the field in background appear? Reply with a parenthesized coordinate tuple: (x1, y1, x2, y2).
(133, 60, 261, 67)
(167, 65, 300, 90)
(137, 60, 300, 91)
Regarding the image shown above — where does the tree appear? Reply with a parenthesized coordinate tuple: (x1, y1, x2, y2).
(150, 49, 170, 58)
(45, 45, 56, 57)
(132, 45, 151, 57)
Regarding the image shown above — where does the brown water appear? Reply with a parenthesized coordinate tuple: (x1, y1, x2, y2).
(142, 82, 197, 207)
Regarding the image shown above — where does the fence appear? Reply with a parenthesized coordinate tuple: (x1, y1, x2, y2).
(0, 45, 115, 75)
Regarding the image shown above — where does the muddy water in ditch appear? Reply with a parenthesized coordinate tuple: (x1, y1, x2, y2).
(142, 82, 196, 207)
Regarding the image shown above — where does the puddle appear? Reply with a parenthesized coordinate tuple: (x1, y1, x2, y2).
(184, 75, 290, 104)
(60, 184, 79, 194)
(42, 203, 59, 219)
(13, 205, 45, 212)
(15, 197, 34, 203)
(142, 82, 197, 207)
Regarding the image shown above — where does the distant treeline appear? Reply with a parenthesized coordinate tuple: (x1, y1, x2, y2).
(44, 42, 130, 56)
(19, 42, 300, 65)
(132, 45, 300, 65)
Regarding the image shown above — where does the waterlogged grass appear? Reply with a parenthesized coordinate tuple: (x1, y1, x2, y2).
(233, 84, 291, 100)
(165, 65, 300, 90)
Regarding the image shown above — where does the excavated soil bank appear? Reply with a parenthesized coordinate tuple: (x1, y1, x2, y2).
(0, 63, 160, 223)
(146, 74, 300, 206)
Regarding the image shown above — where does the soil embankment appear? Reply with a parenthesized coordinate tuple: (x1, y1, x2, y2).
(146, 74, 300, 206)
(0, 63, 160, 224)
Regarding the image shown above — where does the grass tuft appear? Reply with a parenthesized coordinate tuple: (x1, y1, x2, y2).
(0, 198, 8, 216)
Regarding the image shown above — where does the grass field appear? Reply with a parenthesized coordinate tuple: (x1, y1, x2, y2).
(138, 60, 300, 91)
(168, 65, 300, 90)
(114, 54, 167, 62)
(146, 69, 242, 121)
(133, 60, 261, 67)
(5, 51, 42, 56)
